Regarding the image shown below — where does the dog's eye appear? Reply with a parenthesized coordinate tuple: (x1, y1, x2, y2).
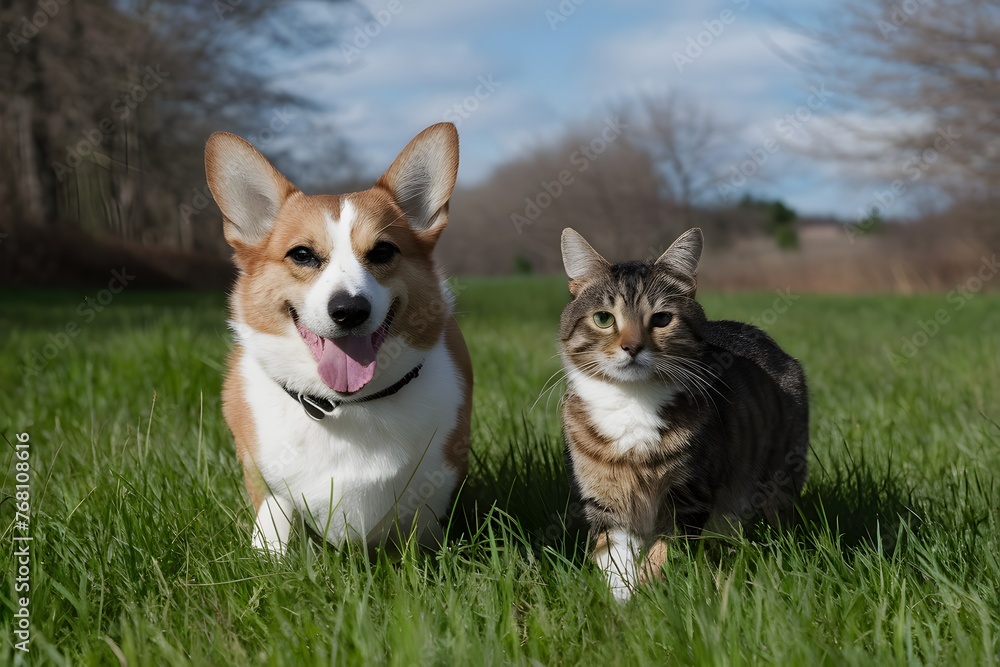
(287, 246, 319, 267)
(650, 312, 673, 328)
(367, 241, 399, 265)
(593, 311, 615, 329)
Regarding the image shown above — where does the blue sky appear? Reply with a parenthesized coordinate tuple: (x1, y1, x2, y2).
(277, 0, 880, 219)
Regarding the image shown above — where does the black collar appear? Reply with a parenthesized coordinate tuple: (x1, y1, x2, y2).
(281, 364, 423, 421)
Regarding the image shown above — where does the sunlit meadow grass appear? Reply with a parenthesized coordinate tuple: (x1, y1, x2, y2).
(1, 280, 998, 665)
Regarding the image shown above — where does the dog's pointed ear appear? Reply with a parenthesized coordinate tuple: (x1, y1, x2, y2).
(655, 228, 703, 280)
(205, 132, 299, 247)
(561, 228, 609, 296)
(376, 123, 459, 242)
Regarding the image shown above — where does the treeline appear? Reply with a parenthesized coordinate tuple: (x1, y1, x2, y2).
(0, 0, 351, 258)
(440, 0, 1000, 274)
(440, 102, 803, 275)
(1, 0, 996, 285)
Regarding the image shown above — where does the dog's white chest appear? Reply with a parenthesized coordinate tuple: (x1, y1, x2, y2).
(240, 340, 461, 544)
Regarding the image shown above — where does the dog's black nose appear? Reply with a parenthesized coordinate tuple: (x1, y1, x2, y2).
(328, 293, 371, 329)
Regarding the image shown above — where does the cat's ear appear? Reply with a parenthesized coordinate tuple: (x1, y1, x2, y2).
(656, 228, 703, 281)
(561, 228, 609, 296)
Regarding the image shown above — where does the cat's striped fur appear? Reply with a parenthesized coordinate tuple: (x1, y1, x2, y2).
(559, 228, 809, 601)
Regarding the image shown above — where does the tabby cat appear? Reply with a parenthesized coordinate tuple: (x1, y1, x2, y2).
(559, 227, 809, 601)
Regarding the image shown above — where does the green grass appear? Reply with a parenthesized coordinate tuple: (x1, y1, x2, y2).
(1, 279, 998, 665)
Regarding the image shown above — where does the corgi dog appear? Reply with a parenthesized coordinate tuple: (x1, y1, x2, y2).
(204, 123, 472, 555)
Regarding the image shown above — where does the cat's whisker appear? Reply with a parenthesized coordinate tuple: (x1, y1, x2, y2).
(538, 355, 598, 391)
(658, 365, 711, 411)
(656, 360, 723, 402)
(544, 360, 606, 413)
(537, 366, 570, 394)
(531, 359, 604, 414)
(660, 354, 733, 391)
(660, 354, 718, 377)
(651, 365, 689, 397)
(654, 359, 729, 419)
(657, 356, 732, 397)
(531, 371, 571, 413)
(653, 365, 719, 422)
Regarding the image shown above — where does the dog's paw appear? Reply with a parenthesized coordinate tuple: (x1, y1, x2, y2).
(251, 529, 288, 558)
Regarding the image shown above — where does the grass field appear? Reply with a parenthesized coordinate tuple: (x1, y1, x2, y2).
(2, 279, 999, 665)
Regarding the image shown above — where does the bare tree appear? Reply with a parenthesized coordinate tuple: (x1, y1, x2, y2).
(440, 120, 671, 275)
(624, 93, 735, 229)
(440, 98, 754, 275)
(805, 0, 1000, 217)
(0, 0, 351, 254)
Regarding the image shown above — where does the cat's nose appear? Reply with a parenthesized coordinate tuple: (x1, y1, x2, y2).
(621, 343, 644, 358)
(620, 331, 644, 358)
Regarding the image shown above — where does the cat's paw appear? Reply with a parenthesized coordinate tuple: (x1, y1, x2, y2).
(638, 539, 668, 585)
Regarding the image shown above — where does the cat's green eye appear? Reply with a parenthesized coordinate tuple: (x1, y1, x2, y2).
(593, 311, 615, 328)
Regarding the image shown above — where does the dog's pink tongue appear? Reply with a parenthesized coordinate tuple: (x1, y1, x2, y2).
(317, 335, 378, 394)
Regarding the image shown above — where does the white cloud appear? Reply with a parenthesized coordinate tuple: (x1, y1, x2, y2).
(268, 0, 892, 217)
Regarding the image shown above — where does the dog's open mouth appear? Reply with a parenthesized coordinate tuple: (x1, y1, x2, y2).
(290, 305, 395, 395)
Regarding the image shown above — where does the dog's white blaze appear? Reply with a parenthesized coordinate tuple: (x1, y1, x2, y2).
(240, 330, 462, 551)
(593, 528, 641, 602)
(565, 365, 679, 457)
(300, 200, 393, 340)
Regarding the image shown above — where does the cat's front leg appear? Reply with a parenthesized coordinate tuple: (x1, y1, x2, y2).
(592, 528, 643, 602)
(639, 538, 668, 584)
(638, 509, 710, 584)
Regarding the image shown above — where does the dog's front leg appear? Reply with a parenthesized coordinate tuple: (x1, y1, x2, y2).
(252, 493, 293, 555)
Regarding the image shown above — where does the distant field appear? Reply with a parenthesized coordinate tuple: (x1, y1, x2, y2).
(2, 280, 998, 665)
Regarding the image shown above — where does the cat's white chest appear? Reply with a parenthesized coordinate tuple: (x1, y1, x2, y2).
(567, 368, 680, 456)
